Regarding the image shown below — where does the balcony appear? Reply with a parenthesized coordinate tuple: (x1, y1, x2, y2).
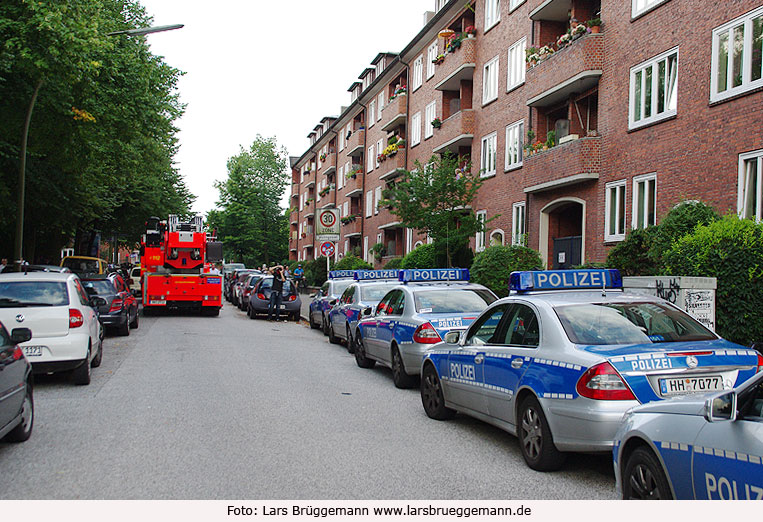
(304, 204, 315, 218)
(320, 153, 336, 176)
(522, 136, 601, 194)
(432, 109, 475, 154)
(341, 218, 361, 238)
(346, 129, 365, 158)
(291, 184, 299, 198)
(526, 33, 603, 108)
(343, 171, 363, 198)
(378, 150, 406, 181)
(381, 94, 407, 132)
(434, 37, 476, 91)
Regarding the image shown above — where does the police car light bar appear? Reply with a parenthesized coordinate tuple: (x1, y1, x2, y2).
(399, 268, 470, 283)
(509, 269, 622, 293)
(329, 270, 356, 279)
(354, 269, 400, 281)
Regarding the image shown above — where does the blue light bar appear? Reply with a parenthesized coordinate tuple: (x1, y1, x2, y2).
(329, 270, 356, 279)
(509, 269, 622, 293)
(399, 268, 470, 283)
(354, 269, 400, 281)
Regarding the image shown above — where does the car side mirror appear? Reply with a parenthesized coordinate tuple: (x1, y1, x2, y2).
(11, 327, 32, 344)
(362, 306, 372, 316)
(329, 299, 338, 306)
(704, 391, 737, 422)
(444, 331, 461, 344)
(90, 296, 107, 308)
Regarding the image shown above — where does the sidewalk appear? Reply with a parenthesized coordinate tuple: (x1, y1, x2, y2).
(298, 287, 317, 322)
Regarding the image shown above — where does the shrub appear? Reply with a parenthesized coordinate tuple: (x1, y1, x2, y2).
(332, 255, 372, 271)
(663, 215, 763, 346)
(470, 245, 543, 298)
(433, 239, 474, 268)
(383, 257, 404, 269)
(606, 227, 660, 275)
(401, 243, 437, 269)
(304, 256, 328, 287)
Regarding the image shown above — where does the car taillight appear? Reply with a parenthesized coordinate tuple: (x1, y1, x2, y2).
(757, 354, 763, 373)
(109, 298, 123, 313)
(576, 362, 635, 401)
(69, 309, 84, 328)
(257, 293, 266, 300)
(413, 322, 442, 344)
(243, 289, 251, 296)
(12, 347, 23, 360)
(288, 294, 296, 302)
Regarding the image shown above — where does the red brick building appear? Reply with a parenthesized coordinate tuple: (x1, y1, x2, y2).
(289, 0, 763, 268)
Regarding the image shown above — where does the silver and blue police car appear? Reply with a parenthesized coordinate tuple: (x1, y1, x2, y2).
(419, 269, 762, 471)
(308, 270, 356, 334)
(613, 367, 763, 499)
(327, 270, 400, 351)
(353, 268, 497, 388)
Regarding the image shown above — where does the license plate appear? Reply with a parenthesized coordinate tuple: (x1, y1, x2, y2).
(280, 305, 288, 309)
(659, 375, 724, 396)
(150, 300, 166, 305)
(23, 346, 44, 357)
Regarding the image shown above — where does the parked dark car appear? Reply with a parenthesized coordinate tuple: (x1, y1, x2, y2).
(0, 322, 33, 443)
(238, 273, 265, 311)
(230, 269, 260, 307)
(81, 274, 139, 336)
(247, 276, 301, 321)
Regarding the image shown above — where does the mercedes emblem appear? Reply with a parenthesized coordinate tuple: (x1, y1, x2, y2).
(686, 355, 699, 369)
(15, 314, 24, 323)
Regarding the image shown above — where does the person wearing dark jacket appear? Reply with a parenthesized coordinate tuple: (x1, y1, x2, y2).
(267, 265, 287, 322)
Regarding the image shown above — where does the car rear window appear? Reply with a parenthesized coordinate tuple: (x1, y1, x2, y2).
(414, 289, 496, 313)
(62, 258, 101, 273)
(259, 278, 293, 293)
(82, 280, 116, 295)
(0, 281, 70, 307)
(361, 283, 398, 301)
(332, 280, 353, 297)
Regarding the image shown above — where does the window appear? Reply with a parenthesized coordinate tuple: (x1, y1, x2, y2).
(374, 186, 382, 214)
(368, 100, 375, 127)
(299, 193, 304, 211)
(427, 42, 438, 79)
(507, 37, 526, 90)
(483, 56, 499, 104)
(509, 0, 525, 11)
(339, 129, 345, 152)
(367, 145, 374, 172)
(739, 149, 763, 222)
(489, 230, 505, 246)
(377, 92, 384, 121)
(502, 304, 540, 347)
(413, 55, 424, 91)
(411, 112, 422, 146)
(711, 6, 763, 103)
(364, 236, 369, 262)
(632, 0, 669, 18)
(476, 210, 487, 252)
(435, 0, 448, 12)
(605, 180, 627, 241)
(344, 240, 349, 254)
(343, 201, 349, 217)
(505, 120, 523, 170)
(406, 228, 413, 253)
(365, 190, 373, 217)
(632, 173, 657, 229)
(424, 101, 436, 139)
(337, 166, 343, 190)
(485, 0, 501, 31)
(512, 202, 526, 246)
(376, 139, 383, 168)
(629, 47, 678, 130)
(466, 304, 509, 346)
(480, 132, 497, 177)
(377, 232, 382, 245)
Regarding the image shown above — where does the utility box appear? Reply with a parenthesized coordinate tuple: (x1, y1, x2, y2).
(623, 276, 717, 331)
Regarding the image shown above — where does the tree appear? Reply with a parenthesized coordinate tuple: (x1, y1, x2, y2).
(385, 152, 486, 267)
(209, 136, 289, 267)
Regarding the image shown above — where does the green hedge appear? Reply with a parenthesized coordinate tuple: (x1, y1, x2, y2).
(663, 215, 763, 346)
(401, 243, 437, 269)
(383, 257, 404, 269)
(304, 256, 328, 287)
(470, 245, 543, 298)
(332, 255, 372, 271)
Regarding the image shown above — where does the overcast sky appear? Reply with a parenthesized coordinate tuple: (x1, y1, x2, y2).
(139, 0, 436, 214)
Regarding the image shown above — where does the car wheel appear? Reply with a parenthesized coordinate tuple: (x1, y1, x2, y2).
(248, 305, 255, 319)
(129, 308, 139, 329)
(91, 338, 103, 368)
(119, 316, 130, 336)
(291, 312, 300, 322)
(328, 322, 340, 345)
(321, 314, 330, 336)
(391, 345, 417, 389)
(354, 333, 376, 369)
(3, 382, 33, 442)
(517, 395, 566, 471)
(346, 325, 355, 354)
(622, 447, 673, 500)
(309, 311, 320, 329)
(72, 346, 92, 386)
(421, 364, 455, 420)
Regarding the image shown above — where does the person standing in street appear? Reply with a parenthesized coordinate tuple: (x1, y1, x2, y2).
(0, 258, 8, 273)
(267, 265, 287, 322)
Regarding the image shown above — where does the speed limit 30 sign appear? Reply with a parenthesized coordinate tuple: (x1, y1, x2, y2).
(316, 208, 340, 241)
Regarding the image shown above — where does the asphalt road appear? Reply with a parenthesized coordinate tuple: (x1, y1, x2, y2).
(0, 304, 617, 499)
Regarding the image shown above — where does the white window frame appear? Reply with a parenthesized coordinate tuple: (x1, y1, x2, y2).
(632, 0, 670, 18)
(363, 236, 369, 262)
(343, 201, 349, 218)
(507, 37, 526, 91)
(411, 112, 422, 146)
(339, 128, 345, 152)
(365, 190, 373, 218)
(344, 240, 349, 255)
(376, 139, 383, 168)
(512, 202, 526, 246)
(374, 186, 382, 215)
(413, 55, 424, 91)
(739, 149, 763, 222)
(605, 180, 627, 242)
(485, 0, 501, 32)
(480, 132, 497, 178)
(337, 165, 344, 190)
(509, 0, 525, 12)
(483, 55, 499, 105)
(476, 210, 487, 252)
(628, 47, 679, 130)
(505, 120, 524, 171)
(377, 92, 384, 121)
(367, 145, 374, 172)
(489, 229, 505, 247)
(406, 228, 413, 254)
(710, 6, 763, 104)
(368, 100, 375, 128)
(632, 173, 657, 230)
(424, 101, 436, 139)
(427, 42, 438, 79)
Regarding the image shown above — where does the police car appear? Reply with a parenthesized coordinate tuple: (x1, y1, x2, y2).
(327, 270, 400, 351)
(614, 368, 763, 499)
(308, 270, 356, 334)
(419, 269, 762, 471)
(353, 268, 497, 388)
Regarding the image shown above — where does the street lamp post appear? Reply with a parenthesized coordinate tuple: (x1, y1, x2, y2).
(13, 23, 183, 270)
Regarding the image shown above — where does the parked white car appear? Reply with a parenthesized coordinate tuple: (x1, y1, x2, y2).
(0, 272, 103, 385)
(129, 266, 141, 296)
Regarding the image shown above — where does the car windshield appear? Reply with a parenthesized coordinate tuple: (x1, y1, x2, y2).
(555, 302, 716, 345)
(415, 288, 496, 313)
(332, 280, 353, 297)
(224, 264, 245, 274)
(62, 258, 100, 273)
(82, 280, 116, 295)
(259, 278, 293, 293)
(0, 281, 69, 307)
(361, 283, 398, 301)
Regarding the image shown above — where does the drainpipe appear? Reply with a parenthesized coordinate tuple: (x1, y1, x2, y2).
(399, 58, 411, 254)
(358, 100, 368, 256)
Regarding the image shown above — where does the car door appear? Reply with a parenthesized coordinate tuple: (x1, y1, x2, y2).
(365, 292, 395, 359)
(482, 302, 541, 426)
(332, 286, 354, 333)
(374, 290, 403, 364)
(0, 327, 24, 430)
(72, 278, 99, 347)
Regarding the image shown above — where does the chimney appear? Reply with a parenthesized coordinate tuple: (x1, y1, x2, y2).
(423, 11, 435, 26)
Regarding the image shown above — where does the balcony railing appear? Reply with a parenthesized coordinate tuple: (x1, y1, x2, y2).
(320, 153, 336, 175)
(346, 129, 365, 158)
(342, 170, 363, 197)
(522, 135, 601, 194)
(381, 94, 407, 132)
(432, 109, 475, 154)
(341, 218, 361, 237)
(434, 37, 477, 91)
(378, 150, 406, 181)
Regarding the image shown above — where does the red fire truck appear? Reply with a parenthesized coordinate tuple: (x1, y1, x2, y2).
(140, 215, 223, 316)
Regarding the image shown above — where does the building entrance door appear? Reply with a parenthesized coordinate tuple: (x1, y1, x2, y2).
(552, 236, 582, 269)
